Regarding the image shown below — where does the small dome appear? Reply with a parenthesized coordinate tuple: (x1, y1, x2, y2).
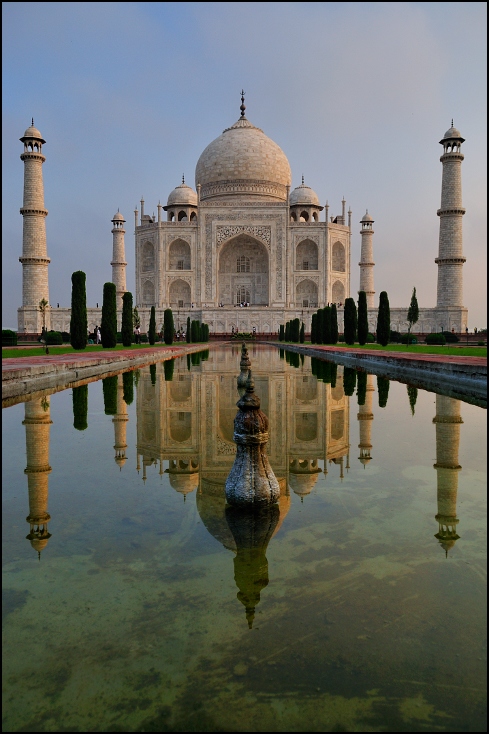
(289, 182, 321, 208)
(443, 125, 462, 140)
(112, 211, 125, 222)
(166, 182, 198, 208)
(361, 210, 374, 223)
(20, 122, 45, 144)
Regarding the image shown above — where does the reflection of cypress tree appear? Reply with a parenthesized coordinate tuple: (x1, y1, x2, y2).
(310, 357, 318, 377)
(164, 359, 175, 381)
(72, 384, 88, 430)
(343, 367, 356, 396)
(407, 385, 418, 415)
(279, 348, 284, 359)
(330, 362, 337, 388)
(290, 351, 300, 368)
(122, 371, 134, 405)
(102, 375, 118, 415)
(356, 371, 367, 406)
(377, 375, 390, 408)
(150, 363, 156, 385)
(187, 354, 191, 370)
(201, 349, 209, 361)
(300, 352, 304, 365)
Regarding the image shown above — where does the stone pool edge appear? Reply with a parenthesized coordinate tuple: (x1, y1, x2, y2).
(2, 343, 220, 404)
(267, 342, 487, 405)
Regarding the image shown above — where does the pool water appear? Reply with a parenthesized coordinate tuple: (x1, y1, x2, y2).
(2, 346, 486, 732)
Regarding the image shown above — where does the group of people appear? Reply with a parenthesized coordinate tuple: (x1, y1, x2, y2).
(235, 301, 250, 307)
(90, 326, 101, 344)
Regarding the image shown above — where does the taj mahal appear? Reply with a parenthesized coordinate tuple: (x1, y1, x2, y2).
(17, 95, 468, 335)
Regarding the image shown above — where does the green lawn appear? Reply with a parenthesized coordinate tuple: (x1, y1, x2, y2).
(1, 342, 195, 359)
(280, 342, 487, 358)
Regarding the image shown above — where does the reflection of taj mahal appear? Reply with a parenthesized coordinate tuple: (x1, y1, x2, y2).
(18, 99, 468, 334)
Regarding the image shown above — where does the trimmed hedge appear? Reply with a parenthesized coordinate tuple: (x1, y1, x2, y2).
(2, 329, 17, 346)
(45, 330, 63, 345)
(425, 333, 446, 345)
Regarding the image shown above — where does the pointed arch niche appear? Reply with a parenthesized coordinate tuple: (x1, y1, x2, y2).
(218, 233, 269, 306)
(169, 238, 191, 270)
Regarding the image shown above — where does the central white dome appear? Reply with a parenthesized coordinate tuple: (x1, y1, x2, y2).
(195, 116, 292, 202)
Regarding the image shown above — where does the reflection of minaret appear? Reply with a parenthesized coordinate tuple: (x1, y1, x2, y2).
(433, 395, 462, 556)
(113, 374, 128, 469)
(23, 398, 52, 558)
(358, 374, 374, 466)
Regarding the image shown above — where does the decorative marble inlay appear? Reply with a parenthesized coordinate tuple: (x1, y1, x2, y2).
(217, 225, 271, 249)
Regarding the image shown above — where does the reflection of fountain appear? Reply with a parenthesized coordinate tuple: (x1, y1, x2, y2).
(23, 398, 52, 559)
(225, 370, 280, 507)
(237, 342, 251, 388)
(226, 504, 279, 628)
(433, 396, 462, 556)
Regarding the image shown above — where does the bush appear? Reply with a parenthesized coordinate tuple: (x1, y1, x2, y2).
(2, 329, 17, 346)
(46, 330, 63, 345)
(390, 330, 402, 343)
(61, 331, 70, 343)
(442, 331, 459, 343)
(425, 333, 446, 345)
(140, 333, 148, 343)
(477, 340, 485, 346)
(401, 333, 417, 344)
(366, 333, 375, 343)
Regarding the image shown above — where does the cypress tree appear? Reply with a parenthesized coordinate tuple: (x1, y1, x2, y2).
(407, 385, 418, 415)
(101, 282, 117, 348)
(163, 308, 174, 344)
(279, 324, 284, 341)
(148, 306, 156, 345)
(311, 313, 317, 343)
(322, 307, 332, 344)
(121, 292, 133, 347)
(331, 304, 338, 344)
(72, 385, 88, 430)
(122, 371, 134, 405)
(356, 370, 367, 406)
(70, 271, 87, 350)
(300, 322, 305, 343)
(376, 291, 391, 346)
(150, 363, 156, 385)
(407, 287, 419, 338)
(191, 320, 199, 342)
(343, 366, 357, 396)
(291, 318, 300, 342)
(344, 298, 357, 345)
(316, 309, 324, 344)
(186, 316, 191, 342)
(164, 359, 175, 381)
(357, 291, 368, 346)
(377, 375, 390, 408)
(102, 376, 118, 414)
(285, 321, 290, 341)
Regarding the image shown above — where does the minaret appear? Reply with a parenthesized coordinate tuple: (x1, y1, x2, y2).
(111, 211, 127, 308)
(433, 395, 462, 556)
(113, 374, 128, 469)
(436, 123, 466, 308)
(18, 120, 50, 333)
(23, 398, 53, 558)
(358, 374, 374, 465)
(359, 211, 375, 309)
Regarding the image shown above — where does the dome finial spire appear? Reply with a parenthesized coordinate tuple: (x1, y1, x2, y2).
(182, 173, 185, 184)
(32, 117, 34, 126)
(302, 175, 304, 185)
(240, 89, 246, 118)
(451, 118, 454, 127)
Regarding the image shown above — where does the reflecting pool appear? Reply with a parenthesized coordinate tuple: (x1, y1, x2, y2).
(2, 346, 486, 732)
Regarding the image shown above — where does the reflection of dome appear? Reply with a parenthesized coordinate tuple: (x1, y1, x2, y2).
(289, 458, 321, 498)
(169, 473, 199, 495)
(195, 116, 291, 202)
(289, 182, 320, 207)
(166, 182, 198, 208)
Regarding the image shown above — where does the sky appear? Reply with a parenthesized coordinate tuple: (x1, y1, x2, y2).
(2, 2, 487, 329)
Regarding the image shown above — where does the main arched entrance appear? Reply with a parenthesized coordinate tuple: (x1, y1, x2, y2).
(218, 234, 269, 306)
